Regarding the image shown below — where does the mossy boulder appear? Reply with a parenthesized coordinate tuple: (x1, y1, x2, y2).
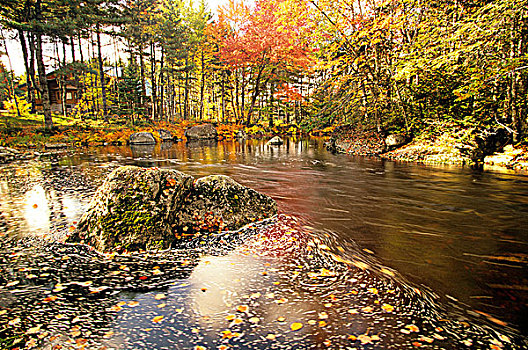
(69, 166, 277, 252)
(129, 132, 156, 145)
(184, 124, 218, 140)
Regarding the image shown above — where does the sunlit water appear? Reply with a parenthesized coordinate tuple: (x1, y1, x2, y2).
(0, 138, 527, 349)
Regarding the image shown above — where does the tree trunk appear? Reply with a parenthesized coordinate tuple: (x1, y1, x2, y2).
(221, 70, 226, 123)
(139, 45, 146, 109)
(18, 29, 36, 113)
(159, 46, 165, 120)
(96, 24, 108, 122)
(184, 55, 190, 120)
(35, 33, 53, 128)
(199, 49, 205, 121)
(150, 40, 157, 120)
(60, 41, 68, 118)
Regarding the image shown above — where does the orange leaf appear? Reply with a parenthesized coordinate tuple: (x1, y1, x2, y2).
(237, 305, 249, 313)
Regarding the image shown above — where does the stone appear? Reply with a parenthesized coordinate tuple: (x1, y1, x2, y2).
(184, 124, 218, 140)
(385, 134, 407, 148)
(69, 166, 277, 252)
(266, 136, 283, 146)
(129, 132, 156, 145)
(158, 129, 173, 141)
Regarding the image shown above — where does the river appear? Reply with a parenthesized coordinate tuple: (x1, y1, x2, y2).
(0, 137, 527, 349)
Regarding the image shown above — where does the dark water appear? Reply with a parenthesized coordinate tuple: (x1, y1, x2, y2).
(0, 137, 527, 349)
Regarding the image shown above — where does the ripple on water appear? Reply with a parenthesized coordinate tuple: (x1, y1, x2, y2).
(0, 215, 525, 349)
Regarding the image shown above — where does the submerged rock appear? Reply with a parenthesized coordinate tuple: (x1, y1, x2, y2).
(184, 124, 218, 140)
(69, 166, 277, 251)
(157, 129, 173, 141)
(129, 132, 156, 145)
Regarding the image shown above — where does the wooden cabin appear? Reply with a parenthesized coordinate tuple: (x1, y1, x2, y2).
(20, 68, 80, 114)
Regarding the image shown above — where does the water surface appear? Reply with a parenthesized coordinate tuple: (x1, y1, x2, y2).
(0, 138, 527, 349)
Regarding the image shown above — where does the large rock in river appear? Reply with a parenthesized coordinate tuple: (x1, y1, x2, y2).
(69, 166, 277, 251)
(184, 124, 218, 140)
(129, 132, 156, 145)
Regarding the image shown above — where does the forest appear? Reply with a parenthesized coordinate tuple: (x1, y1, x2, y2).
(0, 0, 527, 144)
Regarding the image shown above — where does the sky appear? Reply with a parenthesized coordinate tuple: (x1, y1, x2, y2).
(0, 0, 230, 76)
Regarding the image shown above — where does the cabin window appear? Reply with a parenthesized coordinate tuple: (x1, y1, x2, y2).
(66, 92, 73, 100)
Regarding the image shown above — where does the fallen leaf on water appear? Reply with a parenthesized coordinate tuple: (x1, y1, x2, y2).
(406, 325, 419, 332)
(32, 204, 38, 208)
(109, 305, 122, 312)
(277, 317, 286, 322)
(419, 336, 434, 343)
(266, 334, 276, 340)
(318, 312, 328, 319)
(352, 260, 369, 270)
(27, 326, 41, 334)
(381, 268, 395, 276)
(381, 304, 394, 312)
(128, 301, 139, 307)
(249, 317, 260, 324)
(357, 334, 372, 344)
(290, 322, 303, 331)
(319, 320, 327, 327)
(237, 305, 249, 313)
(250, 292, 261, 299)
(103, 331, 114, 339)
(275, 298, 288, 304)
(361, 306, 373, 313)
(368, 287, 378, 295)
(77, 281, 93, 287)
(226, 314, 236, 321)
(154, 293, 166, 300)
(152, 316, 164, 323)
(43, 296, 58, 302)
(157, 303, 166, 308)
(6, 281, 19, 287)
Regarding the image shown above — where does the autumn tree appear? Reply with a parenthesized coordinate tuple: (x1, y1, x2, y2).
(216, 0, 314, 125)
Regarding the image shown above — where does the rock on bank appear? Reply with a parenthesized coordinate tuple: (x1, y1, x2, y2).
(68, 166, 277, 251)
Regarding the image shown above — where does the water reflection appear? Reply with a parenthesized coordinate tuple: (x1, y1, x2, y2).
(0, 138, 527, 344)
(23, 184, 50, 233)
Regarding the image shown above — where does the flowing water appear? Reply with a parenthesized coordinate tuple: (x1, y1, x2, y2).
(0, 137, 527, 349)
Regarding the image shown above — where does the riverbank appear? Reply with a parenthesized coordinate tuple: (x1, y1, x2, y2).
(326, 124, 528, 173)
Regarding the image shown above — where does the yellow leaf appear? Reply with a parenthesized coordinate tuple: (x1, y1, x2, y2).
(381, 304, 394, 312)
(154, 293, 166, 300)
(290, 322, 303, 331)
(152, 315, 164, 323)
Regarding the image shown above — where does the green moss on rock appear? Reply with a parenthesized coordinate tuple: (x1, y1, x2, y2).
(68, 166, 277, 252)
